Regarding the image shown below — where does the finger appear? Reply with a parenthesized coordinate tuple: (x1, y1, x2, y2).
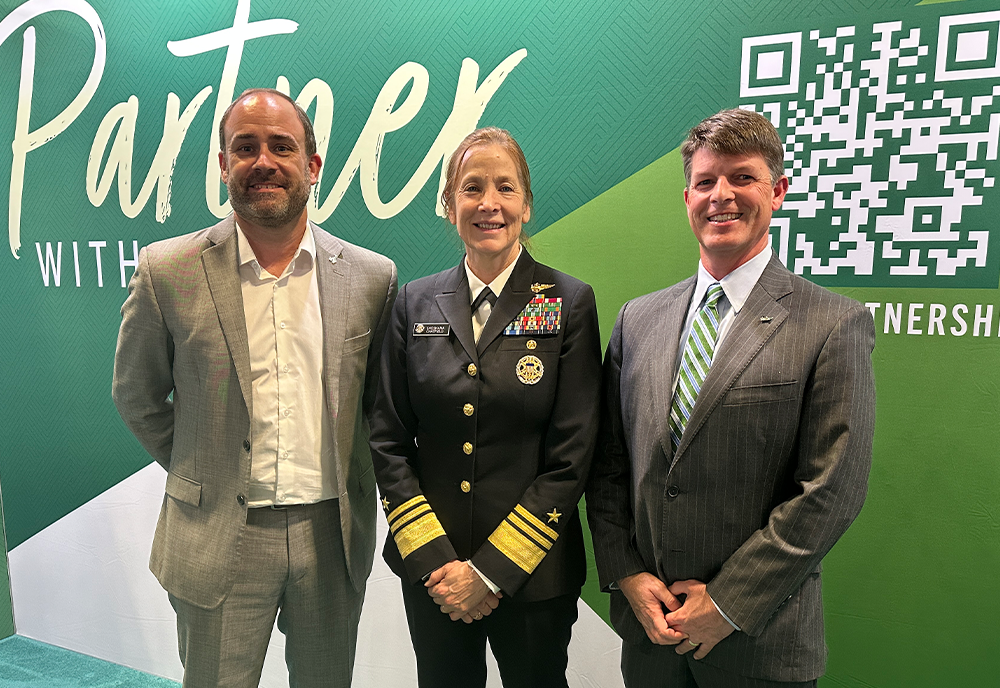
(692, 639, 715, 660)
(675, 639, 700, 655)
(476, 605, 493, 618)
(483, 595, 500, 610)
(425, 568, 447, 587)
(667, 579, 694, 597)
(455, 612, 472, 623)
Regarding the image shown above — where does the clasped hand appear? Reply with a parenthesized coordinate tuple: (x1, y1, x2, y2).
(619, 573, 734, 659)
(426, 560, 502, 623)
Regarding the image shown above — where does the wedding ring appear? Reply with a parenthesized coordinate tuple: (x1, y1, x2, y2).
(687, 640, 700, 647)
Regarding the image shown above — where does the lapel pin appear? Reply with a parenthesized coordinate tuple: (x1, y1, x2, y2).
(760, 316, 773, 323)
(329, 256, 337, 265)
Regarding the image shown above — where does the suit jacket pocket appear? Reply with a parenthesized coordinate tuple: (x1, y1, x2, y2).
(343, 329, 372, 354)
(723, 380, 798, 406)
(165, 471, 202, 507)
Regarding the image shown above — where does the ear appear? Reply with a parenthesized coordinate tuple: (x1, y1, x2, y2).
(446, 198, 456, 226)
(219, 150, 229, 184)
(771, 175, 789, 211)
(307, 153, 322, 186)
(521, 203, 531, 225)
(683, 186, 690, 207)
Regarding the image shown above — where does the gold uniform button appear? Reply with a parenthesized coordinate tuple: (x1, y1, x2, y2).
(526, 339, 537, 350)
(461, 480, 471, 493)
(463, 442, 474, 455)
(463, 403, 474, 416)
(467, 363, 477, 376)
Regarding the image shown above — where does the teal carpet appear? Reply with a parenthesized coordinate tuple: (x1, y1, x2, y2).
(0, 636, 178, 687)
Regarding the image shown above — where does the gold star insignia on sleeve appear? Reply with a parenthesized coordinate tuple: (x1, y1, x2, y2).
(381, 496, 390, 511)
(546, 508, 562, 524)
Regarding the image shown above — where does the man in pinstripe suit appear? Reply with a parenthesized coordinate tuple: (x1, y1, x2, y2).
(587, 109, 876, 687)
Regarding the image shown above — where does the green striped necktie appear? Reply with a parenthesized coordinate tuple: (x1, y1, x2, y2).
(669, 283, 725, 449)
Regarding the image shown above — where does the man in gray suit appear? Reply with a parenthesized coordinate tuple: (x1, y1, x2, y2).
(587, 108, 875, 687)
(113, 88, 397, 687)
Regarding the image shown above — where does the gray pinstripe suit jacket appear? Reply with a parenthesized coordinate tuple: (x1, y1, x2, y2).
(112, 217, 397, 609)
(587, 255, 875, 682)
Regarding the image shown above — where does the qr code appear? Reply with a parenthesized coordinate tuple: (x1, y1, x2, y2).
(740, 9, 1000, 287)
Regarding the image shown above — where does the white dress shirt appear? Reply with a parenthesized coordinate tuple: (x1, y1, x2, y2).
(466, 246, 522, 343)
(237, 224, 335, 507)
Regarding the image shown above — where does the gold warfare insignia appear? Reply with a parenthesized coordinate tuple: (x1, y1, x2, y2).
(546, 508, 562, 524)
(516, 355, 544, 385)
(531, 282, 556, 294)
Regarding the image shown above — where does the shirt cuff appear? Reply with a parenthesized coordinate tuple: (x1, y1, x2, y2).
(468, 560, 501, 594)
(709, 593, 741, 631)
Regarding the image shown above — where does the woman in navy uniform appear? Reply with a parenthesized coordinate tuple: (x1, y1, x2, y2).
(370, 127, 602, 687)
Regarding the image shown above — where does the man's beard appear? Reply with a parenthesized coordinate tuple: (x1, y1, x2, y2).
(227, 170, 311, 227)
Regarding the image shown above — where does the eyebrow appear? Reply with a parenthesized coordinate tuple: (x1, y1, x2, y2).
(229, 132, 298, 146)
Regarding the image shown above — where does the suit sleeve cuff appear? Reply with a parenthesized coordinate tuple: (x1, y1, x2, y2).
(710, 593, 741, 631)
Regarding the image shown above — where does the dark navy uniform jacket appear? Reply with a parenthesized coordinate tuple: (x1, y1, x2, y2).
(370, 250, 601, 601)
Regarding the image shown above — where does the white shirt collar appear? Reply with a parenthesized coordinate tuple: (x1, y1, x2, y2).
(693, 245, 772, 314)
(465, 245, 523, 304)
(236, 221, 316, 279)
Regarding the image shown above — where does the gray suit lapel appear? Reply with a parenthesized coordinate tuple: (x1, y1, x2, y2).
(202, 218, 252, 415)
(671, 257, 791, 469)
(652, 278, 696, 463)
(435, 265, 478, 364)
(314, 225, 349, 424)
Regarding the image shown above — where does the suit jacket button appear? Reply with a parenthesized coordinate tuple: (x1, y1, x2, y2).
(467, 363, 477, 376)
(463, 403, 474, 416)
(460, 480, 471, 493)
(243, 439, 251, 452)
(463, 442, 474, 455)
(237, 494, 246, 506)
(666, 485, 679, 498)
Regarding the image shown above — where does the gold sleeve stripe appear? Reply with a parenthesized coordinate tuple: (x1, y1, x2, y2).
(387, 495, 427, 524)
(393, 512, 447, 559)
(514, 504, 559, 540)
(390, 503, 432, 535)
(509, 512, 553, 550)
(487, 520, 547, 574)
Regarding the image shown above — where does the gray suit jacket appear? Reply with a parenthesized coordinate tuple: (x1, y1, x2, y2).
(587, 255, 875, 682)
(112, 217, 397, 609)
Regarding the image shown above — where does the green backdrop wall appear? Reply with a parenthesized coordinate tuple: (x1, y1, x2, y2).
(2, 0, 999, 684)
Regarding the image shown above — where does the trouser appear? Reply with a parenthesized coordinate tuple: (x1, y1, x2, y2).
(400, 579, 579, 688)
(169, 501, 364, 688)
(621, 639, 818, 688)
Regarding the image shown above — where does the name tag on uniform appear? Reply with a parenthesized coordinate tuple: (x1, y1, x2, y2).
(413, 323, 450, 336)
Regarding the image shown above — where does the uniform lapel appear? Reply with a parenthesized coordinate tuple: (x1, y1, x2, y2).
(670, 257, 792, 469)
(652, 278, 696, 463)
(434, 263, 478, 364)
(202, 218, 253, 415)
(476, 251, 536, 355)
(313, 224, 349, 424)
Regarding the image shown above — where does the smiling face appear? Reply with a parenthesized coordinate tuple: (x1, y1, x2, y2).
(219, 93, 321, 232)
(684, 148, 788, 279)
(447, 143, 531, 274)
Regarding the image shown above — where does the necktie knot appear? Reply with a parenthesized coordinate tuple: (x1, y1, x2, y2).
(471, 287, 497, 312)
(704, 283, 724, 310)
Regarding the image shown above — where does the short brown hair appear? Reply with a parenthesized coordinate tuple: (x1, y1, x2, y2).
(681, 108, 785, 186)
(441, 127, 533, 229)
(218, 88, 317, 158)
